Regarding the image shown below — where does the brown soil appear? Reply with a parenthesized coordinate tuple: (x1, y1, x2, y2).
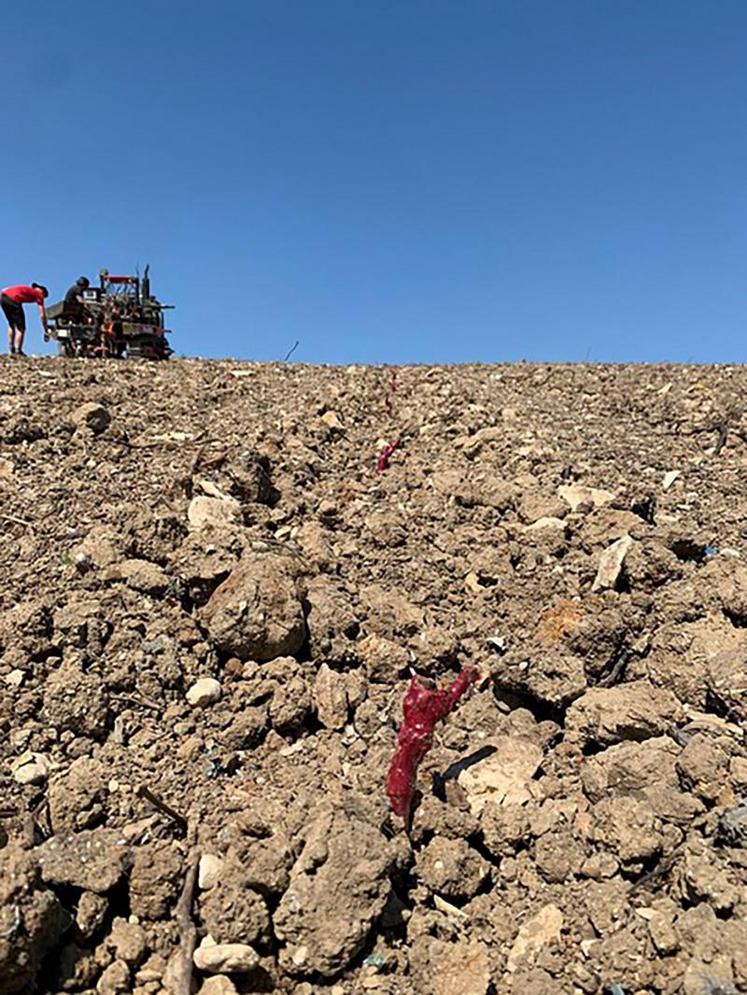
(1, 358, 747, 995)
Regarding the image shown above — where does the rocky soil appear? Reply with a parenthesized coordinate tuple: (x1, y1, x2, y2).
(1, 358, 747, 995)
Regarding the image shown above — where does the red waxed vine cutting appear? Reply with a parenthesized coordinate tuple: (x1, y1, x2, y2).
(376, 368, 401, 475)
(376, 438, 400, 474)
(386, 668, 480, 818)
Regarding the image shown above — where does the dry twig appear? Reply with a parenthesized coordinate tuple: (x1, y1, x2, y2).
(282, 339, 300, 362)
(169, 848, 200, 995)
(1, 514, 31, 527)
(137, 786, 188, 834)
(111, 693, 162, 713)
(630, 844, 685, 893)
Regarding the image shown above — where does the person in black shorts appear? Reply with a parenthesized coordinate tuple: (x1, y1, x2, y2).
(1, 283, 49, 356)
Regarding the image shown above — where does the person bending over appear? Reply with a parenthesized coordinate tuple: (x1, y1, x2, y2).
(1, 283, 49, 356)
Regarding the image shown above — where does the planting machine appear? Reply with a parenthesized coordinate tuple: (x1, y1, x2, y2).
(47, 267, 173, 359)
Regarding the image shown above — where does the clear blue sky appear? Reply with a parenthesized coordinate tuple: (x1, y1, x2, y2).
(4, 1, 746, 363)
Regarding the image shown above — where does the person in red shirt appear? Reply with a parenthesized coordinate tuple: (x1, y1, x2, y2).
(1, 283, 49, 356)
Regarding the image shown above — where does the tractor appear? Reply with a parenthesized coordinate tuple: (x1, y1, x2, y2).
(46, 266, 173, 359)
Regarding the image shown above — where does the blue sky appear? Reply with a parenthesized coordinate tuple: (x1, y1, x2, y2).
(3, 1, 746, 363)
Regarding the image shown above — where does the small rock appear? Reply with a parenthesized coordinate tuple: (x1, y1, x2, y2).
(506, 904, 564, 972)
(465, 571, 482, 594)
(314, 663, 348, 729)
(198, 854, 224, 890)
(4, 669, 25, 688)
(197, 479, 234, 501)
(458, 736, 543, 815)
(662, 469, 681, 490)
(591, 534, 634, 592)
(188, 495, 242, 531)
(186, 678, 222, 707)
(74, 551, 93, 573)
(199, 977, 239, 995)
(524, 516, 566, 533)
(415, 837, 489, 900)
(109, 916, 147, 965)
(683, 954, 735, 995)
(676, 733, 729, 803)
(566, 682, 682, 747)
(72, 402, 111, 435)
(648, 911, 678, 954)
(193, 938, 259, 974)
(320, 410, 343, 430)
(558, 484, 614, 511)
(39, 830, 128, 893)
(432, 941, 491, 995)
(730, 757, 747, 792)
(11, 751, 50, 785)
(76, 891, 109, 937)
(101, 559, 169, 595)
(433, 895, 468, 919)
(135, 953, 167, 984)
(96, 959, 130, 994)
(201, 551, 306, 661)
(591, 796, 661, 863)
(715, 803, 747, 848)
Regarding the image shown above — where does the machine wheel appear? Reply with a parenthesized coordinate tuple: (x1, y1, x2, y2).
(127, 336, 170, 360)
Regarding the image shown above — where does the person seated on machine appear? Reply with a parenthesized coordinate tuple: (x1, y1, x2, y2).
(63, 276, 91, 320)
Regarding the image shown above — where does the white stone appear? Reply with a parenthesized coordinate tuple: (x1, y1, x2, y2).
(458, 736, 543, 815)
(320, 410, 343, 430)
(186, 678, 221, 707)
(198, 976, 239, 995)
(433, 895, 467, 919)
(291, 945, 309, 966)
(662, 469, 681, 490)
(188, 495, 241, 530)
(558, 484, 614, 512)
(197, 479, 234, 501)
(11, 751, 50, 785)
(524, 516, 566, 532)
(198, 853, 224, 890)
(507, 904, 564, 972)
(592, 534, 634, 592)
(193, 940, 259, 974)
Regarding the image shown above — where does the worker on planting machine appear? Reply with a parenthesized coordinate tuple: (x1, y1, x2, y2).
(63, 276, 91, 318)
(1, 282, 49, 356)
